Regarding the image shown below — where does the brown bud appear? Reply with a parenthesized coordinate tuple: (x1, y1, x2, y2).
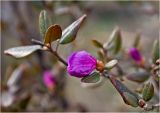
(138, 99, 146, 108)
(96, 60, 105, 72)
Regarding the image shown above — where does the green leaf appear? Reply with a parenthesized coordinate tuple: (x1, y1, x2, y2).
(126, 70, 150, 83)
(81, 71, 100, 83)
(4, 45, 42, 58)
(142, 82, 154, 101)
(103, 27, 122, 54)
(39, 10, 50, 38)
(81, 76, 105, 88)
(59, 14, 87, 44)
(92, 40, 103, 49)
(108, 75, 139, 107)
(133, 33, 141, 48)
(113, 29, 122, 54)
(44, 24, 62, 44)
(152, 40, 159, 63)
(97, 51, 105, 62)
(123, 92, 139, 107)
(105, 59, 118, 70)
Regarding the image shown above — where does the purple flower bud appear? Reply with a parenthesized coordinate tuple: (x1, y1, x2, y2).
(43, 70, 56, 89)
(129, 48, 142, 64)
(67, 51, 97, 78)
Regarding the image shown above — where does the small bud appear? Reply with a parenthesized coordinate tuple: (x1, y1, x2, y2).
(96, 60, 105, 72)
(138, 99, 146, 108)
(128, 47, 144, 66)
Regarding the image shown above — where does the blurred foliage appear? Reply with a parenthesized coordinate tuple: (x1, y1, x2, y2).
(1, 1, 159, 112)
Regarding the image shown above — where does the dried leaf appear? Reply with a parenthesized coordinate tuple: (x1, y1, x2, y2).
(44, 24, 62, 44)
(59, 14, 87, 44)
(4, 45, 42, 58)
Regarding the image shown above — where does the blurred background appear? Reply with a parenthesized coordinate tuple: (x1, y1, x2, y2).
(1, 1, 159, 112)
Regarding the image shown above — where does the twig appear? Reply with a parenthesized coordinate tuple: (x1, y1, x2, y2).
(31, 39, 68, 66)
(48, 46, 68, 66)
(31, 39, 44, 46)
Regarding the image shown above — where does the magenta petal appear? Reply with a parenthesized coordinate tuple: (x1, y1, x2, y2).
(43, 70, 56, 88)
(129, 48, 142, 63)
(67, 51, 97, 78)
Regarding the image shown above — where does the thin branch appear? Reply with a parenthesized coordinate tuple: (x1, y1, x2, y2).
(31, 39, 44, 46)
(31, 39, 68, 66)
(49, 47, 68, 66)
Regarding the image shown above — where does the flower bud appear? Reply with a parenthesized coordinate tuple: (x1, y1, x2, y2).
(129, 47, 144, 65)
(67, 51, 97, 78)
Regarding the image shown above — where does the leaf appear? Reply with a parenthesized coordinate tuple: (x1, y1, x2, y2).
(142, 82, 154, 101)
(81, 76, 105, 88)
(97, 50, 105, 62)
(59, 14, 87, 44)
(1, 91, 15, 107)
(7, 67, 23, 88)
(152, 40, 159, 63)
(108, 74, 139, 107)
(103, 27, 122, 54)
(4, 45, 42, 58)
(92, 40, 103, 49)
(105, 59, 118, 70)
(44, 24, 62, 44)
(133, 33, 141, 48)
(39, 10, 50, 37)
(123, 92, 139, 107)
(113, 29, 122, 54)
(81, 71, 100, 83)
(126, 70, 150, 83)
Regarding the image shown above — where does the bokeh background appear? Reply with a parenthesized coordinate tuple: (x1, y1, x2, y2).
(1, 1, 159, 112)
